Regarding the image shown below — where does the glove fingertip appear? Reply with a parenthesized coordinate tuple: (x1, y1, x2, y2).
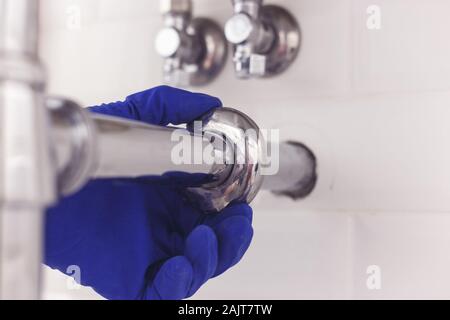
(230, 203, 253, 223)
(127, 86, 222, 126)
(185, 225, 218, 297)
(145, 256, 193, 300)
(214, 216, 254, 277)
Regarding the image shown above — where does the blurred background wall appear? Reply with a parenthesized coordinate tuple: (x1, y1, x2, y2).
(40, 0, 450, 299)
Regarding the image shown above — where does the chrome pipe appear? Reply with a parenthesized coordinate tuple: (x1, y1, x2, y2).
(47, 98, 234, 197)
(0, 0, 39, 55)
(92, 114, 218, 179)
(48, 99, 317, 212)
(0, 0, 55, 300)
(262, 142, 317, 199)
(0, 206, 44, 299)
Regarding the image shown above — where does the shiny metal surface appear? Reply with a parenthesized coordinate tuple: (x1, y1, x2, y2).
(225, 0, 301, 78)
(225, 13, 254, 45)
(48, 101, 316, 212)
(91, 114, 226, 179)
(262, 141, 317, 199)
(0, 0, 55, 300)
(188, 108, 265, 212)
(47, 97, 233, 196)
(188, 109, 317, 210)
(160, 0, 192, 16)
(0, 206, 44, 299)
(232, 0, 262, 16)
(156, 0, 228, 87)
(155, 27, 182, 58)
(261, 5, 301, 77)
(47, 97, 97, 196)
(0, 0, 39, 55)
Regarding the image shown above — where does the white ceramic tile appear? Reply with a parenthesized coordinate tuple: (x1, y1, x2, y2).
(41, 0, 100, 31)
(352, 213, 450, 299)
(352, 0, 450, 94)
(41, 20, 163, 105)
(97, 0, 158, 23)
(231, 91, 450, 213)
(193, 210, 352, 300)
(42, 266, 102, 300)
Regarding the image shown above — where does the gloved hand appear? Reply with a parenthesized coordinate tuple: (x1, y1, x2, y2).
(45, 86, 254, 300)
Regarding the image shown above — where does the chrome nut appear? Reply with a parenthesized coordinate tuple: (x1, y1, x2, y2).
(46, 97, 97, 196)
(188, 108, 265, 212)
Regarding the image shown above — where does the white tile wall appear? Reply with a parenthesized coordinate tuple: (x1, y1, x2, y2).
(352, 0, 450, 94)
(352, 212, 450, 300)
(39, 0, 450, 299)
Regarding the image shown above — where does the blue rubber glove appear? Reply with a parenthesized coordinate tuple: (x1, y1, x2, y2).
(45, 86, 254, 300)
